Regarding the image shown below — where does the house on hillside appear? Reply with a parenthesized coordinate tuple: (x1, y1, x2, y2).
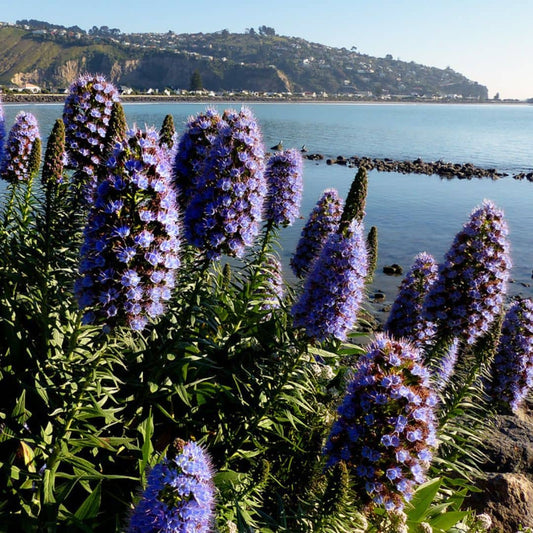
(11, 83, 42, 93)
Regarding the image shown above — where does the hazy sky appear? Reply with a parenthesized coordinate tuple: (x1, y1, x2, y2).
(2, 0, 532, 99)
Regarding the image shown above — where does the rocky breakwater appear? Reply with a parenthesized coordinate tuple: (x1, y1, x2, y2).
(307, 153, 533, 181)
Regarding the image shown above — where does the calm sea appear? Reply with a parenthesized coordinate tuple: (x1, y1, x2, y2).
(3, 102, 533, 311)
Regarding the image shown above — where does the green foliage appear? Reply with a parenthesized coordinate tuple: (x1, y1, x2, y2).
(432, 316, 504, 482)
(404, 478, 468, 531)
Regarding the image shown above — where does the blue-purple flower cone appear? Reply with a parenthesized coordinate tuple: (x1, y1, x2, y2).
(265, 148, 303, 226)
(292, 219, 367, 342)
(491, 298, 533, 412)
(172, 107, 223, 208)
(423, 200, 511, 345)
(261, 254, 285, 314)
(0, 112, 40, 182)
(75, 127, 180, 331)
(324, 334, 438, 512)
(385, 252, 438, 348)
(128, 441, 215, 533)
(63, 74, 120, 199)
(0, 98, 6, 167)
(290, 188, 343, 278)
(184, 107, 266, 260)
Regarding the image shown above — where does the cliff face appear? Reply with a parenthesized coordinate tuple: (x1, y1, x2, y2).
(0, 24, 488, 98)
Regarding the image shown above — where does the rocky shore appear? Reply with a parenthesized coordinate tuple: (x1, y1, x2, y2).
(315, 153, 533, 182)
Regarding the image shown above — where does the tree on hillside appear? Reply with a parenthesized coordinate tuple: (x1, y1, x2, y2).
(190, 70, 203, 91)
(258, 25, 276, 36)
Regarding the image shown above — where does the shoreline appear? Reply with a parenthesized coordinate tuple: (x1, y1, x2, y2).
(1, 93, 530, 106)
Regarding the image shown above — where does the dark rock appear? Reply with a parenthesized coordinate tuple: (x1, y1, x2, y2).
(481, 414, 533, 475)
(380, 305, 392, 313)
(468, 412, 533, 531)
(468, 473, 533, 532)
(373, 292, 386, 301)
(383, 264, 403, 275)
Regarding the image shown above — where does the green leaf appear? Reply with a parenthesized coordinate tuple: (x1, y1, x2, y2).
(214, 470, 243, 489)
(74, 482, 101, 521)
(43, 468, 56, 505)
(431, 510, 469, 531)
(139, 412, 154, 480)
(405, 477, 442, 522)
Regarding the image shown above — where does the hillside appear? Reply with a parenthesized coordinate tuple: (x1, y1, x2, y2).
(0, 21, 488, 99)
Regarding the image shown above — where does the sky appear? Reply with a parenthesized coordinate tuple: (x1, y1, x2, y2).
(2, 0, 533, 100)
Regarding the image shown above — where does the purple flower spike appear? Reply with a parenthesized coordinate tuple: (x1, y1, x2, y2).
(292, 219, 367, 342)
(128, 441, 215, 533)
(423, 200, 511, 345)
(184, 107, 266, 260)
(260, 254, 285, 315)
(172, 107, 223, 208)
(324, 334, 438, 512)
(63, 74, 120, 200)
(290, 189, 343, 278)
(0, 97, 6, 166)
(265, 148, 303, 226)
(75, 127, 180, 331)
(491, 298, 533, 413)
(0, 112, 40, 182)
(385, 252, 438, 348)
(433, 338, 459, 391)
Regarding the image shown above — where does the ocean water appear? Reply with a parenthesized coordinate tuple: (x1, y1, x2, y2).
(2, 101, 533, 311)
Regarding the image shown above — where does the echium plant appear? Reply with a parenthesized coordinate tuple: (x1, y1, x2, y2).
(63, 74, 120, 199)
(423, 200, 511, 346)
(172, 107, 223, 208)
(340, 166, 368, 224)
(184, 107, 266, 260)
(433, 338, 459, 391)
(264, 148, 303, 226)
(0, 97, 5, 165)
(41, 119, 66, 187)
(292, 219, 367, 342)
(103, 101, 128, 158)
(366, 226, 378, 280)
(0, 112, 41, 182)
(260, 254, 285, 314)
(490, 298, 533, 412)
(385, 252, 438, 348)
(128, 440, 215, 533)
(290, 188, 343, 278)
(324, 334, 438, 512)
(74, 127, 180, 331)
(159, 113, 176, 151)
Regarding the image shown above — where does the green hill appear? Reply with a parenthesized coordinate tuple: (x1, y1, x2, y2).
(0, 22, 488, 99)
